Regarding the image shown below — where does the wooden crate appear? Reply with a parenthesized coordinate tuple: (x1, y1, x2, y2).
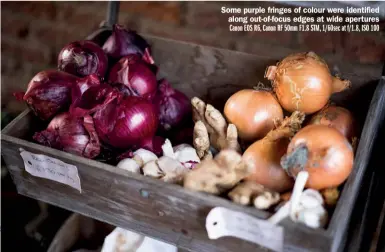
(2, 29, 385, 252)
(343, 118, 385, 252)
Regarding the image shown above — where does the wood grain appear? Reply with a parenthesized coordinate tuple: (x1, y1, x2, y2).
(2, 31, 384, 252)
(2, 133, 331, 252)
(328, 80, 385, 252)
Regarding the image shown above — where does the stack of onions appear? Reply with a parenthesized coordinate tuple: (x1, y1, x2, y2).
(16, 24, 193, 161)
(225, 52, 357, 194)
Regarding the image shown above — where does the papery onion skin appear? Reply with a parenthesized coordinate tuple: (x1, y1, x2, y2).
(110, 82, 133, 97)
(21, 70, 78, 120)
(102, 24, 154, 65)
(244, 137, 294, 192)
(58, 40, 108, 78)
(224, 89, 283, 142)
(153, 79, 192, 132)
(93, 96, 159, 149)
(281, 124, 354, 190)
(266, 52, 350, 114)
(33, 112, 100, 158)
(69, 75, 121, 117)
(108, 55, 158, 100)
(308, 105, 357, 141)
(243, 111, 304, 192)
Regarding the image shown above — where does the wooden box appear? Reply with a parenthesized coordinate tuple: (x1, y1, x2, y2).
(2, 29, 385, 252)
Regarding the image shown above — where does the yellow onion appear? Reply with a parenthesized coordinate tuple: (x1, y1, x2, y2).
(243, 111, 304, 192)
(224, 89, 283, 142)
(281, 124, 354, 190)
(307, 105, 357, 142)
(265, 52, 350, 114)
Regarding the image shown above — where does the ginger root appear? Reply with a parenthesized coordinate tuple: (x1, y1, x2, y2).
(183, 149, 252, 195)
(193, 121, 213, 160)
(228, 181, 280, 210)
(192, 97, 240, 158)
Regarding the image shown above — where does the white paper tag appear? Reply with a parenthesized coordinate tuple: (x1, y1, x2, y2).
(206, 207, 284, 252)
(20, 149, 81, 192)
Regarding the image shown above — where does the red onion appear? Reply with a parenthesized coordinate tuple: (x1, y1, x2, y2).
(69, 74, 121, 117)
(93, 95, 159, 149)
(153, 79, 192, 132)
(102, 24, 154, 65)
(16, 70, 78, 120)
(108, 55, 158, 100)
(141, 135, 165, 156)
(33, 112, 100, 159)
(58, 40, 108, 78)
(109, 82, 133, 97)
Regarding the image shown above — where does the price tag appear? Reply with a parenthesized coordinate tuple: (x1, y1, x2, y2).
(20, 149, 82, 192)
(206, 207, 283, 252)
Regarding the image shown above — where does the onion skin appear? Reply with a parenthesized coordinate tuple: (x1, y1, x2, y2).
(243, 111, 304, 192)
(281, 124, 354, 190)
(93, 96, 159, 149)
(58, 40, 108, 78)
(266, 52, 350, 114)
(224, 89, 283, 142)
(33, 112, 100, 158)
(308, 105, 357, 141)
(21, 70, 78, 120)
(244, 137, 294, 192)
(153, 79, 192, 132)
(108, 55, 157, 100)
(102, 24, 154, 65)
(69, 74, 121, 118)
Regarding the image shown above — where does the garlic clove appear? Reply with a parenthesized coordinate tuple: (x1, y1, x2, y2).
(133, 148, 158, 166)
(173, 145, 200, 164)
(117, 158, 141, 174)
(297, 205, 328, 229)
(143, 156, 190, 184)
(300, 189, 324, 208)
(173, 144, 193, 153)
(157, 156, 189, 183)
(162, 139, 175, 158)
(142, 160, 165, 178)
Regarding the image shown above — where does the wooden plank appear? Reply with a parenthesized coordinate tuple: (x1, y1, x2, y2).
(1, 109, 31, 137)
(1, 134, 331, 252)
(341, 107, 385, 252)
(328, 79, 385, 252)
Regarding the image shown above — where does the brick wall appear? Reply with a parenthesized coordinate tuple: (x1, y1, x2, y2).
(2, 1, 384, 113)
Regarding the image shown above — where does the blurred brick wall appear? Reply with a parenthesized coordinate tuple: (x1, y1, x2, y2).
(1, 1, 385, 113)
